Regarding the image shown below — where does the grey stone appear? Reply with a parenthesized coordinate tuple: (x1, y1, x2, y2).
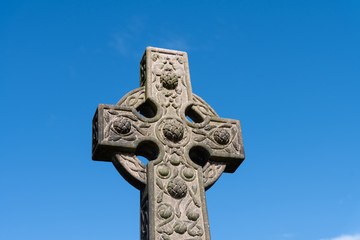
(92, 47, 245, 240)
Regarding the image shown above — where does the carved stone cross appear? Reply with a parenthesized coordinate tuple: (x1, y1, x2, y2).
(92, 47, 245, 240)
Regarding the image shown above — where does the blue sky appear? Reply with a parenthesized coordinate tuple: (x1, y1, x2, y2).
(1, 1, 359, 239)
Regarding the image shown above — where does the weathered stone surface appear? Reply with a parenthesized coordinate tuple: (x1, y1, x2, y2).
(92, 47, 245, 240)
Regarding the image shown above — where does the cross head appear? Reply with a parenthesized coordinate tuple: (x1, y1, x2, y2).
(92, 47, 245, 240)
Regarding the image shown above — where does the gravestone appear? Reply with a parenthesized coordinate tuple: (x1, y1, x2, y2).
(92, 47, 245, 240)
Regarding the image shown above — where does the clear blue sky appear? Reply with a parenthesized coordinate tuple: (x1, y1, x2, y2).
(1, 1, 359, 240)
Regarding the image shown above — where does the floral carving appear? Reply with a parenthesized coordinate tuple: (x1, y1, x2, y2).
(191, 122, 241, 158)
(160, 73, 179, 90)
(213, 128, 230, 145)
(163, 119, 184, 142)
(112, 117, 131, 135)
(158, 204, 173, 219)
(186, 210, 200, 221)
(152, 55, 184, 86)
(103, 109, 152, 144)
(156, 118, 190, 147)
(151, 52, 186, 117)
(157, 203, 175, 235)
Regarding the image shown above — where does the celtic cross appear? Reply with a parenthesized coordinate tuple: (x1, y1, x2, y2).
(92, 47, 245, 240)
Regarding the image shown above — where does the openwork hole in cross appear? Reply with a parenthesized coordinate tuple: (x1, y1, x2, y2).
(137, 99, 157, 118)
(189, 146, 210, 168)
(185, 105, 204, 123)
(135, 140, 159, 162)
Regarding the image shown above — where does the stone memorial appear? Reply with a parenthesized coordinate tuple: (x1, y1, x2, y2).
(92, 47, 245, 240)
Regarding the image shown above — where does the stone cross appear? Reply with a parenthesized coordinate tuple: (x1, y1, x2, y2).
(92, 47, 245, 240)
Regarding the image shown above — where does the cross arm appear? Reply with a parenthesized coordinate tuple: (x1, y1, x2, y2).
(92, 104, 156, 162)
(189, 117, 245, 173)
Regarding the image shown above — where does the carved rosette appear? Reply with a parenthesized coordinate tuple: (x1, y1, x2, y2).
(156, 118, 190, 147)
(192, 122, 242, 155)
(103, 109, 148, 142)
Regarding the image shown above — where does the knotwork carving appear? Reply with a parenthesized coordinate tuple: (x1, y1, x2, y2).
(140, 190, 149, 240)
(113, 153, 146, 188)
(203, 162, 226, 190)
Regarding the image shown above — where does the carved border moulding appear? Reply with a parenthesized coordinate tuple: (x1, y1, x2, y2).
(92, 47, 245, 240)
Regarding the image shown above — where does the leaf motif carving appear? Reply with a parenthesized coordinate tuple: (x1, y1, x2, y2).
(160, 234, 170, 240)
(173, 168, 179, 178)
(192, 185, 197, 194)
(219, 124, 232, 128)
(225, 148, 232, 153)
(157, 192, 163, 203)
(123, 114, 138, 121)
(194, 136, 206, 142)
(138, 171, 145, 180)
(108, 110, 119, 115)
(175, 203, 181, 218)
(231, 126, 237, 136)
(192, 129, 206, 135)
(232, 141, 239, 151)
(156, 178, 164, 190)
(139, 123, 151, 128)
(108, 135, 121, 141)
(104, 128, 110, 138)
(204, 125, 216, 131)
(123, 135, 136, 141)
(189, 186, 201, 208)
(193, 197, 201, 208)
(132, 124, 146, 136)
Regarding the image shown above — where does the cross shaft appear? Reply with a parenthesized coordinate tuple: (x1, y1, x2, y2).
(92, 47, 245, 240)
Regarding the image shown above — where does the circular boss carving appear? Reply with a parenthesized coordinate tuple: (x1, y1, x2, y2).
(167, 178, 187, 199)
(163, 119, 184, 142)
(156, 118, 190, 147)
(213, 128, 230, 145)
(112, 117, 131, 135)
(157, 164, 171, 179)
(160, 73, 179, 90)
(181, 166, 195, 181)
(157, 203, 173, 219)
